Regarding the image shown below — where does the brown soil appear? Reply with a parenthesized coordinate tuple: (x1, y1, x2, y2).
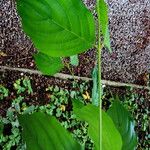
(1, 0, 150, 84)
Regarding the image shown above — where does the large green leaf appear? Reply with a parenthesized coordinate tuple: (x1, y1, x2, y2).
(34, 52, 63, 75)
(73, 100, 122, 150)
(97, 0, 111, 52)
(18, 112, 82, 150)
(102, 110, 122, 150)
(17, 0, 95, 57)
(107, 100, 138, 150)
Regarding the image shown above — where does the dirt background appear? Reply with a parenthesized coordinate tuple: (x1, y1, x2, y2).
(0, 0, 150, 84)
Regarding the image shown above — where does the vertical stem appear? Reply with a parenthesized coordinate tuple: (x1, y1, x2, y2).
(98, 44, 102, 150)
(96, 0, 102, 150)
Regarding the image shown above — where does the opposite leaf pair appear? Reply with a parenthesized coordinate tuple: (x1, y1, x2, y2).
(19, 100, 137, 150)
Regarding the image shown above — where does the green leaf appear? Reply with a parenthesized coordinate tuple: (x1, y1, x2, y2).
(0, 85, 9, 100)
(102, 111, 122, 150)
(92, 65, 99, 106)
(18, 112, 82, 150)
(23, 78, 33, 94)
(70, 55, 79, 66)
(107, 100, 138, 150)
(73, 100, 122, 150)
(98, 0, 111, 52)
(17, 0, 95, 57)
(34, 52, 63, 75)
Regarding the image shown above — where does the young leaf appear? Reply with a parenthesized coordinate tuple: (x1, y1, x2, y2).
(97, 0, 111, 52)
(107, 100, 138, 150)
(16, 0, 95, 57)
(70, 55, 79, 66)
(73, 100, 122, 150)
(34, 52, 63, 75)
(18, 112, 82, 150)
(92, 65, 99, 106)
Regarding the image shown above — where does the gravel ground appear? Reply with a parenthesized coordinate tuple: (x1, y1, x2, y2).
(0, 0, 150, 84)
(102, 0, 150, 83)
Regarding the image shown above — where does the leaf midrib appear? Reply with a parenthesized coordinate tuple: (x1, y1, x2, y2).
(21, 0, 94, 46)
(43, 0, 94, 45)
(40, 17, 93, 46)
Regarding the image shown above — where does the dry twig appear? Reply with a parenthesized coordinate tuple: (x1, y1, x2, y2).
(0, 65, 149, 90)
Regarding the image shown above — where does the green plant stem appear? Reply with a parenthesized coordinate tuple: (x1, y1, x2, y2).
(63, 59, 75, 79)
(96, 0, 103, 150)
(63, 59, 81, 90)
(98, 44, 102, 150)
